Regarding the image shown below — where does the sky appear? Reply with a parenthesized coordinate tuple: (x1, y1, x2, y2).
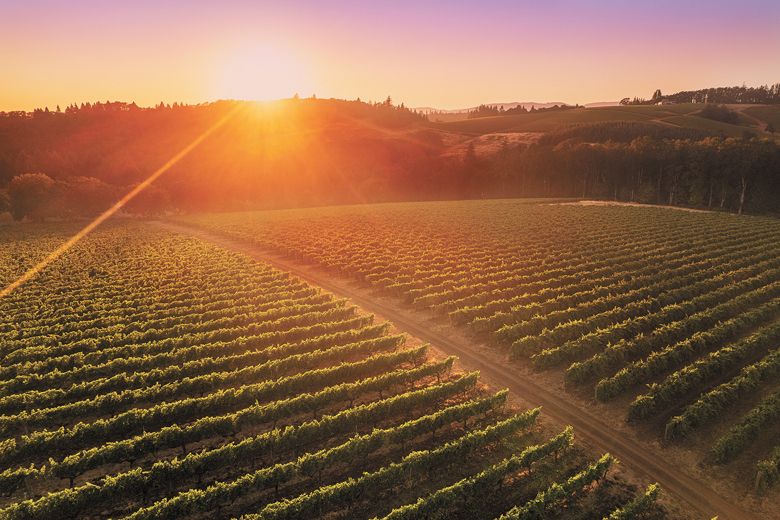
(2, 0, 779, 111)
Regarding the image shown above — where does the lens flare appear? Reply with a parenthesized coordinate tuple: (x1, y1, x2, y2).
(0, 104, 244, 299)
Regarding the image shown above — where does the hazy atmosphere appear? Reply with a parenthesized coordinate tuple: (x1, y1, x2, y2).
(3, 0, 780, 110)
(2, 2, 779, 520)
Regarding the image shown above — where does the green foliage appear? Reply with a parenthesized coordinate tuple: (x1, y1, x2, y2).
(710, 390, 780, 464)
(605, 483, 661, 520)
(246, 414, 541, 520)
(7, 172, 55, 221)
(755, 446, 780, 491)
(189, 200, 780, 485)
(497, 453, 614, 519)
(127, 392, 518, 520)
(698, 104, 740, 125)
(666, 349, 780, 440)
(0, 349, 441, 482)
(381, 426, 574, 520)
(595, 290, 780, 403)
(627, 322, 780, 421)
(534, 262, 780, 370)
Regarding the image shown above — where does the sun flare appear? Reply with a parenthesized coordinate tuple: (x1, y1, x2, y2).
(212, 45, 311, 101)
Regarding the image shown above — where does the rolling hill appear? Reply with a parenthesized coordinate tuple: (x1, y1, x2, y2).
(433, 104, 779, 140)
(1, 98, 778, 219)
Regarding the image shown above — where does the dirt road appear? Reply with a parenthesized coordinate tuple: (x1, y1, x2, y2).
(159, 220, 761, 520)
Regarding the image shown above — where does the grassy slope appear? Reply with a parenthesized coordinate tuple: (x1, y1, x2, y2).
(434, 103, 780, 139)
(661, 115, 751, 137)
(744, 105, 780, 129)
(435, 108, 653, 134)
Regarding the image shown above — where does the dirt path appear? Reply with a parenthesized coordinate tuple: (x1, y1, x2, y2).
(158, 220, 761, 520)
(650, 116, 684, 128)
(729, 105, 768, 132)
(551, 200, 713, 213)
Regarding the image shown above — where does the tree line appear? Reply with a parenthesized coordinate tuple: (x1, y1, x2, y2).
(458, 122, 780, 215)
(621, 83, 780, 105)
(0, 100, 778, 219)
(0, 98, 437, 219)
(468, 104, 577, 119)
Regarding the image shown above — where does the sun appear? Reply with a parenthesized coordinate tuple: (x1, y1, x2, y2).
(212, 45, 312, 101)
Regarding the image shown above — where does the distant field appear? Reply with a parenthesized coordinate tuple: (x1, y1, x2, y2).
(744, 105, 780, 129)
(662, 114, 753, 137)
(0, 221, 654, 520)
(187, 200, 780, 497)
(435, 108, 652, 134)
(435, 103, 778, 139)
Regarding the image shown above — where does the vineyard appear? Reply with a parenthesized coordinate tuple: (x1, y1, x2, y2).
(0, 221, 657, 519)
(185, 200, 780, 496)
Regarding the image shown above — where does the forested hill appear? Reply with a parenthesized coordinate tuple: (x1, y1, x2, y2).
(0, 99, 450, 216)
(1, 98, 779, 219)
(622, 83, 780, 105)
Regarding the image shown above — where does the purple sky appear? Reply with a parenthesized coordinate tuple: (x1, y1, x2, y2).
(2, 0, 779, 110)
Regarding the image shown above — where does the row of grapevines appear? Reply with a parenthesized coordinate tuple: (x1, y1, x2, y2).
(12, 318, 386, 381)
(126, 392, 517, 520)
(515, 270, 780, 361)
(494, 232, 780, 343)
(604, 483, 661, 520)
(496, 453, 614, 519)
(755, 446, 780, 491)
(537, 257, 780, 370)
(665, 348, 780, 440)
(0, 325, 390, 434)
(379, 427, 574, 520)
(2, 302, 355, 368)
(710, 390, 780, 464)
(595, 296, 780, 402)
(0, 315, 375, 415)
(0, 372, 478, 520)
(242, 413, 534, 520)
(0, 348, 434, 470)
(464, 234, 775, 332)
(3, 277, 314, 347)
(628, 321, 780, 420)
(0, 337, 409, 440)
(2, 261, 340, 345)
(568, 287, 780, 388)
(457, 227, 779, 328)
(0, 323, 394, 399)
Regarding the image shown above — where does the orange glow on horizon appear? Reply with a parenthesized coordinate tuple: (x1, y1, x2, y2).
(210, 45, 313, 102)
(2, 2, 779, 111)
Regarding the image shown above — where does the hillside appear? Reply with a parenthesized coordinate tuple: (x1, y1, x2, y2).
(625, 84, 780, 106)
(434, 104, 780, 139)
(0, 99, 458, 212)
(1, 99, 778, 218)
